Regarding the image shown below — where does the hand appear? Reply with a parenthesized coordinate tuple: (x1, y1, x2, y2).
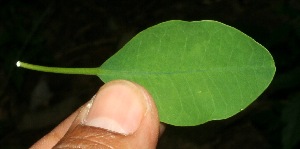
(31, 80, 164, 149)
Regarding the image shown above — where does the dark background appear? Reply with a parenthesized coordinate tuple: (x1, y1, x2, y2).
(1, 0, 300, 148)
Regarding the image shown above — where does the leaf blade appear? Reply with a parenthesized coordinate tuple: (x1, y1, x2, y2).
(98, 20, 275, 126)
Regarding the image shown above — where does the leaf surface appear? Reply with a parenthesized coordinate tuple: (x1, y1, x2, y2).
(98, 20, 275, 126)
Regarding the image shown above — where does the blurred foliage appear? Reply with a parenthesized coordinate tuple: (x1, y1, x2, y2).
(0, 0, 54, 90)
(0, 1, 54, 147)
(282, 93, 300, 149)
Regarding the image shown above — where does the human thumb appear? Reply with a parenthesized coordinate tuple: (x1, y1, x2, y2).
(53, 80, 160, 149)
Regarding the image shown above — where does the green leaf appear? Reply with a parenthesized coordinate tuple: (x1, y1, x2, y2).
(17, 20, 275, 126)
(99, 20, 276, 126)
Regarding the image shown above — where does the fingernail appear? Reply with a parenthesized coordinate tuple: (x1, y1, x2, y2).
(84, 80, 149, 135)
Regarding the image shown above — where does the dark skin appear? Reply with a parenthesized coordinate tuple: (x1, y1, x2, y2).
(31, 80, 165, 149)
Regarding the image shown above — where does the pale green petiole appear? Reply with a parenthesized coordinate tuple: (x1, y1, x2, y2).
(16, 61, 99, 75)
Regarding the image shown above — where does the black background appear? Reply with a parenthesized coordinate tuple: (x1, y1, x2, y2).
(0, 0, 300, 148)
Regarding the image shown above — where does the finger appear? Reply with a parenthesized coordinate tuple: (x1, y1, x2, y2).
(30, 100, 85, 148)
(52, 80, 161, 148)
